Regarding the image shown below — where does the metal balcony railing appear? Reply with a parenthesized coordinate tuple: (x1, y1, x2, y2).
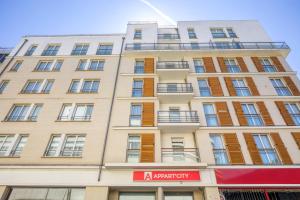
(125, 42, 289, 51)
(161, 148, 200, 163)
(157, 83, 193, 93)
(156, 61, 189, 69)
(157, 34, 180, 40)
(158, 111, 199, 123)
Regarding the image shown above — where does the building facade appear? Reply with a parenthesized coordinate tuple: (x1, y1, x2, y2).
(0, 20, 299, 200)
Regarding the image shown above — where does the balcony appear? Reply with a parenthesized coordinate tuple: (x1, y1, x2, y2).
(156, 61, 189, 79)
(161, 148, 200, 163)
(157, 34, 180, 40)
(157, 111, 200, 131)
(157, 83, 193, 103)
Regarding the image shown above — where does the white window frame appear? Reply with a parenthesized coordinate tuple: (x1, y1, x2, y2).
(71, 43, 89, 55)
(203, 103, 219, 126)
(127, 135, 141, 163)
(24, 44, 38, 56)
(57, 103, 93, 121)
(10, 60, 23, 71)
(134, 29, 142, 39)
(34, 60, 62, 72)
(21, 79, 54, 94)
(0, 80, 9, 94)
(41, 44, 60, 56)
(270, 78, 291, 96)
(232, 78, 251, 96)
(198, 79, 211, 96)
(193, 58, 205, 73)
(210, 134, 229, 165)
(5, 103, 42, 121)
(0, 134, 28, 157)
(68, 79, 100, 93)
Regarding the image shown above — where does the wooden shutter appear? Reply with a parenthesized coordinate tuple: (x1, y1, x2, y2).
(251, 57, 264, 72)
(275, 101, 295, 126)
(245, 77, 260, 96)
(243, 133, 263, 165)
(232, 102, 248, 126)
(144, 58, 154, 73)
(217, 57, 227, 72)
(140, 134, 155, 162)
(291, 132, 300, 149)
(224, 133, 245, 164)
(270, 132, 293, 165)
(215, 102, 233, 126)
(224, 77, 236, 96)
(256, 102, 274, 126)
(142, 102, 154, 126)
(208, 77, 223, 96)
(270, 57, 285, 72)
(143, 78, 154, 97)
(203, 57, 216, 72)
(283, 76, 300, 96)
(236, 57, 249, 72)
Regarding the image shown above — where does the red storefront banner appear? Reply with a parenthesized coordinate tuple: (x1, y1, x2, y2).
(215, 168, 300, 184)
(133, 171, 200, 181)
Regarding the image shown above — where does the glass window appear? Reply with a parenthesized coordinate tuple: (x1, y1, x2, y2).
(41, 44, 60, 56)
(58, 104, 73, 120)
(270, 79, 291, 96)
(134, 30, 142, 39)
(24, 45, 37, 56)
(133, 43, 141, 50)
(241, 104, 264, 126)
(0, 80, 9, 94)
(77, 59, 87, 70)
(45, 135, 61, 157)
(35, 61, 53, 71)
(10, 61, 22, 71)
(198, 79, 211, 96)
(164, 192, 193, 200)
(210, 134, 229, 165)
(68, 80, 80, 93)
(232, 79, 251, 96)
(71, 44, 89, 55)
(171, 137, 185, 161)
(203, 104, 218, 126)
(134, 61, 144, 73)
(260, 58, 277, 72)
(61, 135, 85, 157)
(188, 28, 197, 39)
(227, 28, 237, 38)
(285, 103, 300, 125)
(27, 104, 42, 121)
(73, 104, 93, 120)
(6, 104, 41, 122)
(22, 80, 42, 93)
(191, 42, 199, 49)
(10, 135, 28, 157)
(0, 135, 14, 156)
(97, 44, 113, 55)
(41, 80, 54, 93)
(211, 28, 227, 38)
(224, 58, 240, 73)
(0, 135, 28, 157)
(127, 135, 140, 163)
(81, 80, 100, 93)
(119, 192, 155, 200)
(130, 104, 142, 126)
(193, 59, 205, 73)
(53, 60, 63, 71)
(132, 80, 143, 97)
(88, 60, 104, 71)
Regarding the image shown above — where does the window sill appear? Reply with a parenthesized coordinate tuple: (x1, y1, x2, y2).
(0, 156, 20, 158)
(41, 156, 82, 158)
(75, 69, 103, 72)
(32, 70, 60, 72)
(55, 120, 91, 122)
(2, 120, 37, 122)
(66, 92, 98, 94)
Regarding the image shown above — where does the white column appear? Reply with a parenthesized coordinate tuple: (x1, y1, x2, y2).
(204, 187, 221, 200)
(85, 186, 109, 200)
(157, 187, 163, 200)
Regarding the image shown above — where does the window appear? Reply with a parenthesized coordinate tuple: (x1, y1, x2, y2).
(210, 134, 229, 165)
(10, 60, 22, 71)
(5, 104, 42, 121)
(164, 192, 193, 200)
(198, 79, 211, 96)
(134, 29, 142, 39)
(41, 44, 60, 56)
(134, 60, 144, 73)
(260, 58, 277, 72)
(45, 134, 85, 157)
(24, 45, 37, 56)
(68, 79, 100, 93)
(71, 44, 89, 55)
(253, 134, 281, 165)
(241, 103, 264, 126)
(119, 192, 155, 200)
(224, 58, 241, 73)
(132, 80, 143, 97)
(188, 28, 197, 39)
(171, 137, 185, 161)
(130, 104, 142, 126)
(232, 79, 251, 96)
(193, 59, 205, 73)
(215, 42, 231, 49)
(76, 59, 104, 71)
(0, 135, 28, 157)
(227, 28, 237, 38)
(127, 135, 140, 163)
(21, 79, 54, 94)
(191, 42, 199, 49)
(53, 60, 63, 71)
(133, 43, 141, 50)
(97, 44, 113, 55)
(285, 103, 300, 125)
(270, 78, 291, 96)
(34, 60, 62, 72)
(211, 28, 227, 38)
(0, 80, 9, 94)
(203, 104, 219, 126)
(58, 103, 93, 121)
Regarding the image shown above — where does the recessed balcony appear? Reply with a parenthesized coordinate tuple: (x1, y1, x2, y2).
(156, 61, 189, 79)
(161, 148, 200, 163)
(157, 83, 193, 103)
(157, 34, 180, 40)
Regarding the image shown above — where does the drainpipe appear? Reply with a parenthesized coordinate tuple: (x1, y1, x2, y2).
(0, 38, 28, 77)
(97, 36, 125, 181)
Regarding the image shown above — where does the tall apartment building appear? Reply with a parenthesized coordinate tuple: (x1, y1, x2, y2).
(0, 20, 299, 200)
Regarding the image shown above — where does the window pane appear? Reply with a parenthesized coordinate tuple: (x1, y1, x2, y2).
(45, 136, 61, 156)
(8, 188, 48, 200)
(0, 135, 14, 156)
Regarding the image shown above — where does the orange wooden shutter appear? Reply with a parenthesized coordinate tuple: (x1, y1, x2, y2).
(224, 77, 236, 96)
(208, 77, 223, 96)
(232, 102, 248, 126)
(140, 134, 155, 162)
(236, 57, 249, 72)
(143, 78, 154, 97)
(217, 57, 227, 72)
(203, 57, 216, 72)
(270, 57, 285, 72)
(256, 102, 274, 126)
(243, 133, 263, 165)
(251, 57, 264, 72)
(215, 102, 233, 126)
(144, 58, 154, 73)
(291, 132, 300, 149)
(283, 76, 300, 96)
(245, 77, 260, 96)
(270, 132, 293, 165)
(275, 101, 295, 126)
(223, 133, 245, 164)
(142, 102, 154, 126)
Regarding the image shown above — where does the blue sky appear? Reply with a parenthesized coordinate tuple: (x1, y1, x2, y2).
(1, 0, 300, 71)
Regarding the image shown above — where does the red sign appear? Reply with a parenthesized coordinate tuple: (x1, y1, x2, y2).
(133, 171, 200, 181)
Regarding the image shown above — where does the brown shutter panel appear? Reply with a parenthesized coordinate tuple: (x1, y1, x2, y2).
(243, 133, 263, 165)
(215, 102, 233, 126)
(217, 57, 227, 72)
(291, 132, 300, 149)
(208, 77, 223, 96)
(245, 77, 260, 96)
(270, 132, 293, 165)
(275, 101, 295, 126)
(283, 76, 300, 96)
(232, 102, 248, 126)
(144, 58, 154, 73)
(251, 57, 264, 72)
(142, 102, 154, 126)
(203, 57, 216, 72)
(140, 134, 155, 162)
(223, 133, 245, 164)
(256, 102, 274, 126)
(143, 78, 154, 97)
(224, 77, 236, 96)
(236, 57, 249, 72)
(270, 57, 285, 72)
